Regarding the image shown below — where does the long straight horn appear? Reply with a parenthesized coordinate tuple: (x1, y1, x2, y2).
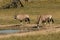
(37, 16, 41, 24)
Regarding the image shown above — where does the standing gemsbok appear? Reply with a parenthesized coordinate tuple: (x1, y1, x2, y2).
(14, 14, 30, 24)
(37, 15, 54, 26)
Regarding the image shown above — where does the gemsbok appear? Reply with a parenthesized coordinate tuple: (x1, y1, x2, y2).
(37, 15, 54, 26)
(14, 14, 30, 24)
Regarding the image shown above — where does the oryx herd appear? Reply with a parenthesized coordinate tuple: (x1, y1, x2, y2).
(14, 14, 54, 27)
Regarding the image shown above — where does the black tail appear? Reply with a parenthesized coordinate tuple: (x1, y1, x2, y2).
(25, 18, 30, 24)
(51, 18, 54, 23)
(27, 18, 30, 23)
(48, 18, 54, 23)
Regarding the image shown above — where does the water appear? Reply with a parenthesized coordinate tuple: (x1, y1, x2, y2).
(0, 30, 20, 34)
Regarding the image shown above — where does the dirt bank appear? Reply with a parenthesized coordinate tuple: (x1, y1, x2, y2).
(0, 24, 60, 38)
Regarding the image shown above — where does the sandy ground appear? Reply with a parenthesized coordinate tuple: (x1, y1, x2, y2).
(0, 24, 60, 38)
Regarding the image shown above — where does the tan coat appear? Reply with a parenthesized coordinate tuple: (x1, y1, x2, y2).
(14, 14, 30, 24)
(37, 15, 53, 24)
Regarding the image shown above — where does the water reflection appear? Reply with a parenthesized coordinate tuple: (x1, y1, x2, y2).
(0, 30, 20, 34)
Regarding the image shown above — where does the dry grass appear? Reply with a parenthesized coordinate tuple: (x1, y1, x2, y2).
(0, 0, 60, 40)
